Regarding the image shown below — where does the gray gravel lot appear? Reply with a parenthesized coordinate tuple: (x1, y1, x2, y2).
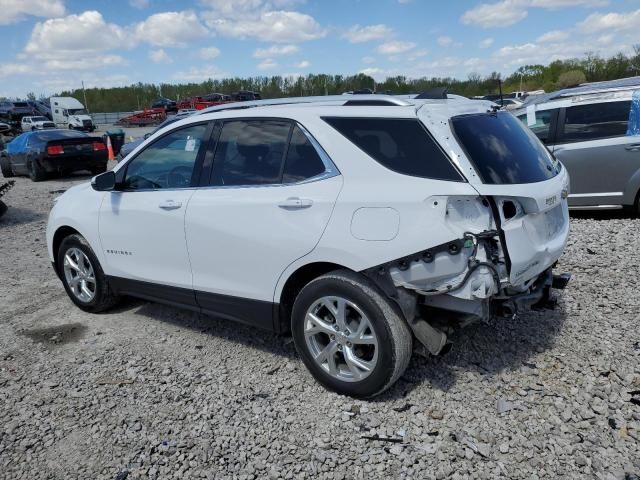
(0, 171, 639, 479)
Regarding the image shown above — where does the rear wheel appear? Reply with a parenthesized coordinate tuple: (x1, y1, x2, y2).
(28, 158, 45, 182)
(57, 234, 120, 313)
(291, 270, 412, 398)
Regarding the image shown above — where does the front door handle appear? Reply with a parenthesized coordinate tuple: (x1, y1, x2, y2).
(158, 200, 182, 210)
(278, 197, 313, 210)
(625, 144, 640, 152)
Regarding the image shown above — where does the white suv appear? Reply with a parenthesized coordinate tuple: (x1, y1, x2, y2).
(46, 95, 571, 397)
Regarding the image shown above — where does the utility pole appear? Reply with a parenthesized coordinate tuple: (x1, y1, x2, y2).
(82, 80, 89, 112)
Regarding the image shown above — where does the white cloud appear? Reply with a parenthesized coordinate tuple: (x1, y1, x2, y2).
(253, 44, 299, 58)
(362, 56, 376, 64)
(461, 0, 528, 28)
(25, 11, 129, 56)
(296, 60, 310, 68)
(173, 66, 227, 82)
(134, 10, 209, 47)
(530, 0, 608, 7)
(462, 0, 610, 28)
(577, 9, 640, 33)
(437, 35, 462, 47)
(0, 63, 35, 78)
(129, 0, 150, 8)
(43, 55, 127, 71)
(206, 10, 325, 43)
(377, 40, 416, 55)
(343, 24, 392, 43)
(257, 58, 279, 70)
(537, 30, 569, 42)
(0, 0, 65, 25)
(198, 46, 221, 59)
(480, 38, 494, 48)
(149, 49, 172, 64)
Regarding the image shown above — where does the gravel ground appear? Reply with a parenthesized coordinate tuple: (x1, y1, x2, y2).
(0, 171, 639, 479)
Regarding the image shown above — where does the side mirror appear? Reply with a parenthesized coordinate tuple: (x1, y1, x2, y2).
(92, 170, 116, 191)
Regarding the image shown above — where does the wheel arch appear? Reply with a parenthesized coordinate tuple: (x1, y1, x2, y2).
(275, 261, 354, 334)
(51, 225, 82, 276)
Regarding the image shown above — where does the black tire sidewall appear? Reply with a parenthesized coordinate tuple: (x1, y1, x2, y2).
(292, 274, 398, 398)
(29, 158, 44, 182)
(57, 234, 111, 312)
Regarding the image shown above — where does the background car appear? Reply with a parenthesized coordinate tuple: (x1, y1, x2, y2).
(0, 129, 107, 181)
(21, 116, 56, 131)
(515, 78, 640, 212)
(151, 97, 177, 112)
(0, 100, 35, 131)
(118, 110, 196, 160)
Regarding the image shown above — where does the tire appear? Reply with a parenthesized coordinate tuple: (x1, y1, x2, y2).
(57, 234, 120, 313)
(28, 158, 45, 182)
(0, 156, 14, 178)
(291, 270, 412, 398)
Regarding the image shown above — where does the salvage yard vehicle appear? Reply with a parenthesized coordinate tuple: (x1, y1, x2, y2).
(47, 94, 570, 397)
(514, 78, 640, 211)
(21, 116, 55, 131)
(50, 97, 95, 132)
(2, 129, 107, 181)
(0, 100, 34, 132)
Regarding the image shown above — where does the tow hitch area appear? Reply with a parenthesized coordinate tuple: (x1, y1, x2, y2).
(552, 272, 571, 289)
(493, 269, 571, 317)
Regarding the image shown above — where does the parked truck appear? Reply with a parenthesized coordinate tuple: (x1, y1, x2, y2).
(50, 97, 95, 132)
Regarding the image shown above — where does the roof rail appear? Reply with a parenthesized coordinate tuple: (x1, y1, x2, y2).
(197, 94, 411, 115)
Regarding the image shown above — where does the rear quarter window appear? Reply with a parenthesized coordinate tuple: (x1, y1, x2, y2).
(561, 100, 631, 143)
(322, 117, 463, 182)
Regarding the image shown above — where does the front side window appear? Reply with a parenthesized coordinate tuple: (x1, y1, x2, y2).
(561, 100, 631, 143)
(517, 109, 557, 145)
(451, 111, 560, 185)
(323, 117, 463, 181)
(123, 124, 208, 190)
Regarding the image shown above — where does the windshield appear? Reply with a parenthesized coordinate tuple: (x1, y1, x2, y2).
(68, 108, 88, 115)
(451, 111, 560, 185)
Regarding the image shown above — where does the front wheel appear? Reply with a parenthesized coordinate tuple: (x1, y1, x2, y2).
(57, 234, 120, 313)
(291, 270, 412, 398)
(0, 156, 14, 178)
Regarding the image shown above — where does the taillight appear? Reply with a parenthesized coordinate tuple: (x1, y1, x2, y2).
(92, 142, 106, 151)
(47, 145, 64, 155)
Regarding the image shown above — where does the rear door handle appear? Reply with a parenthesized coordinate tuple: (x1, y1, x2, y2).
(278, 197, 313, 210)
(158, 200, 182, 210)
(625, 144, 640, 151)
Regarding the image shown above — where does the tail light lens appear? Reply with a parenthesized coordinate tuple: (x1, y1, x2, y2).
(92, 141, 106, 152)
(47, 145, 64, 155)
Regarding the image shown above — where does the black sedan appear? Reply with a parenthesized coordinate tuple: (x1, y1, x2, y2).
(0, 129, 108, 182)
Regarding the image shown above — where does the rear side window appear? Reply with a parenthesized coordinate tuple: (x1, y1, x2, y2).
(451, 111, 559, 185)
(211, 120, 290, 186)
(561, 101, 631, 143)
(282, 125, 326, 183)
(323, 117, 463, 181)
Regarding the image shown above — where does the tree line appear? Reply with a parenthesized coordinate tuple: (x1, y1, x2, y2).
(19, 47, 640, 113)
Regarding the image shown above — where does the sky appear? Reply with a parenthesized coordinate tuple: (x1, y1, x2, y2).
(0, 0, 638, 98)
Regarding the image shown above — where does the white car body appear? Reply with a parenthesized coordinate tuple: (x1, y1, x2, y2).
(50, 97, 95, 131)
(20, 116, 55, 131)
(47, 95, 570, 391)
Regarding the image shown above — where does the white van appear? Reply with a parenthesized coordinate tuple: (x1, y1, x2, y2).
(50, 97, 95, 132)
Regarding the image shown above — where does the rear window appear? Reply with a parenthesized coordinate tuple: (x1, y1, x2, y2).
(451, 111, 559, 185)
(34, 130, 88, 141)
(322, 117, 463, 181)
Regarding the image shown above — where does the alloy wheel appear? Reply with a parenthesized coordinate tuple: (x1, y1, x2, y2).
(63, 247, 96, 303)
